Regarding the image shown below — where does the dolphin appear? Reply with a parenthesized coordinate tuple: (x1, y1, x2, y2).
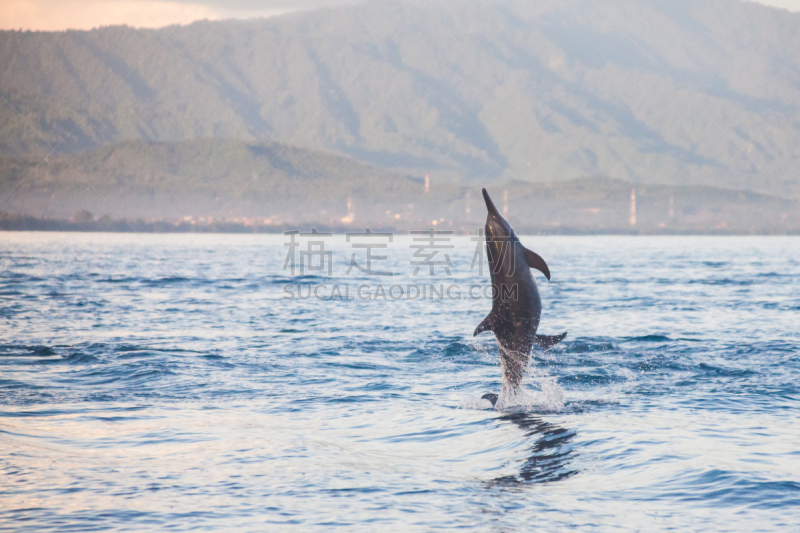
(474, 188, 566, 406)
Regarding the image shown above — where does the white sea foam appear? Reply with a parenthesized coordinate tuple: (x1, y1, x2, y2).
(496, 368, 566, 412)
(460, 366, 566, 412)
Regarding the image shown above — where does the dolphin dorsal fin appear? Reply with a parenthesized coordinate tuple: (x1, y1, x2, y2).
(474, 312, 495, 336)
(524, 247, 551, 280)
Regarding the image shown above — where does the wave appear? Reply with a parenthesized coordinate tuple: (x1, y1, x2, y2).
(652, 469, 800, 509)
(0, 345, 59, 357)
(623, 334, 673, 342)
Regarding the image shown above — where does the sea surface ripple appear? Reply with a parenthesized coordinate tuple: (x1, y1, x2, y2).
(1, 232, 799, 531)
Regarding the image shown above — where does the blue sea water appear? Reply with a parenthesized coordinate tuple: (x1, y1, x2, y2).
(1, 231, 799, 531)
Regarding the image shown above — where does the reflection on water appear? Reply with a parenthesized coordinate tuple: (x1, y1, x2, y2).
(491, 413, 578, 486)
(2, 233, 800, 530)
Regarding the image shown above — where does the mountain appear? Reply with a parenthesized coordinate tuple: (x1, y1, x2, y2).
(0, 138, 424, 221)
(2, 139, 798, 234)
(1, 0, 800, 199)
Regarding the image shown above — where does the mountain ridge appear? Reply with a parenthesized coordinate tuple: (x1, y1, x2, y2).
(3, 138, 798, 234)
(1, 0, 800, 198)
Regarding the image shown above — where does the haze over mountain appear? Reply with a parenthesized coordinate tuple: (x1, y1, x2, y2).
(2, 0, 800, 196)
(3, 138, 798, 235)
(1, 138, 424, 222)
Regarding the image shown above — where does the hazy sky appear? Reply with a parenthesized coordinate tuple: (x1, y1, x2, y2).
(1, 0, 798, 31)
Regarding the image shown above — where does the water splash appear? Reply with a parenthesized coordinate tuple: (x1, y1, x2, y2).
(496, 366, 566, 412)
(459, 363, 566, 412)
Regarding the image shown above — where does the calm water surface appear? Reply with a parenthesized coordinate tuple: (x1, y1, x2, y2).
(1, 232, 799, 531)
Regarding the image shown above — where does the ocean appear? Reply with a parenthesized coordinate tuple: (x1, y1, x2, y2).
(1, 231, 799, 531)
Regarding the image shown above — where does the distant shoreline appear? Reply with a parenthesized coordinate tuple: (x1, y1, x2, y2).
(2, 214, 797, 236)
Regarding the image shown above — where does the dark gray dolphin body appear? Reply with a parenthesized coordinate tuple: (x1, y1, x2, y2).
(474, 188, 566, 399)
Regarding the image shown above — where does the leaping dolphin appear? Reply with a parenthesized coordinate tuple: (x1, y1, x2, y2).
(474, 188, 566, 407)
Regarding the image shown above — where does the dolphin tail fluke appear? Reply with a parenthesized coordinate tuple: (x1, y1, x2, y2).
(524, 248, 551, 280)
(474, 313, 495, 336)
(534, 331, 567, 349)
(481, 393, 498, 407)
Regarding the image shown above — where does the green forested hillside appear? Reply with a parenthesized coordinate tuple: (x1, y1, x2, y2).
(3, 139, 798, 234)
(1, 0, 800, 198)
(1, 138, 424, 220)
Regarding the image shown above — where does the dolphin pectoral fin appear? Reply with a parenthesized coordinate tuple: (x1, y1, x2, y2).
(534, 331, 567, 348)
(474, 313, 495, 336)
(524, 248, 551, 280)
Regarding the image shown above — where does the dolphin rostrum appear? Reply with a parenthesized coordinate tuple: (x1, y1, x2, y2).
(474, 188, 566, 407)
